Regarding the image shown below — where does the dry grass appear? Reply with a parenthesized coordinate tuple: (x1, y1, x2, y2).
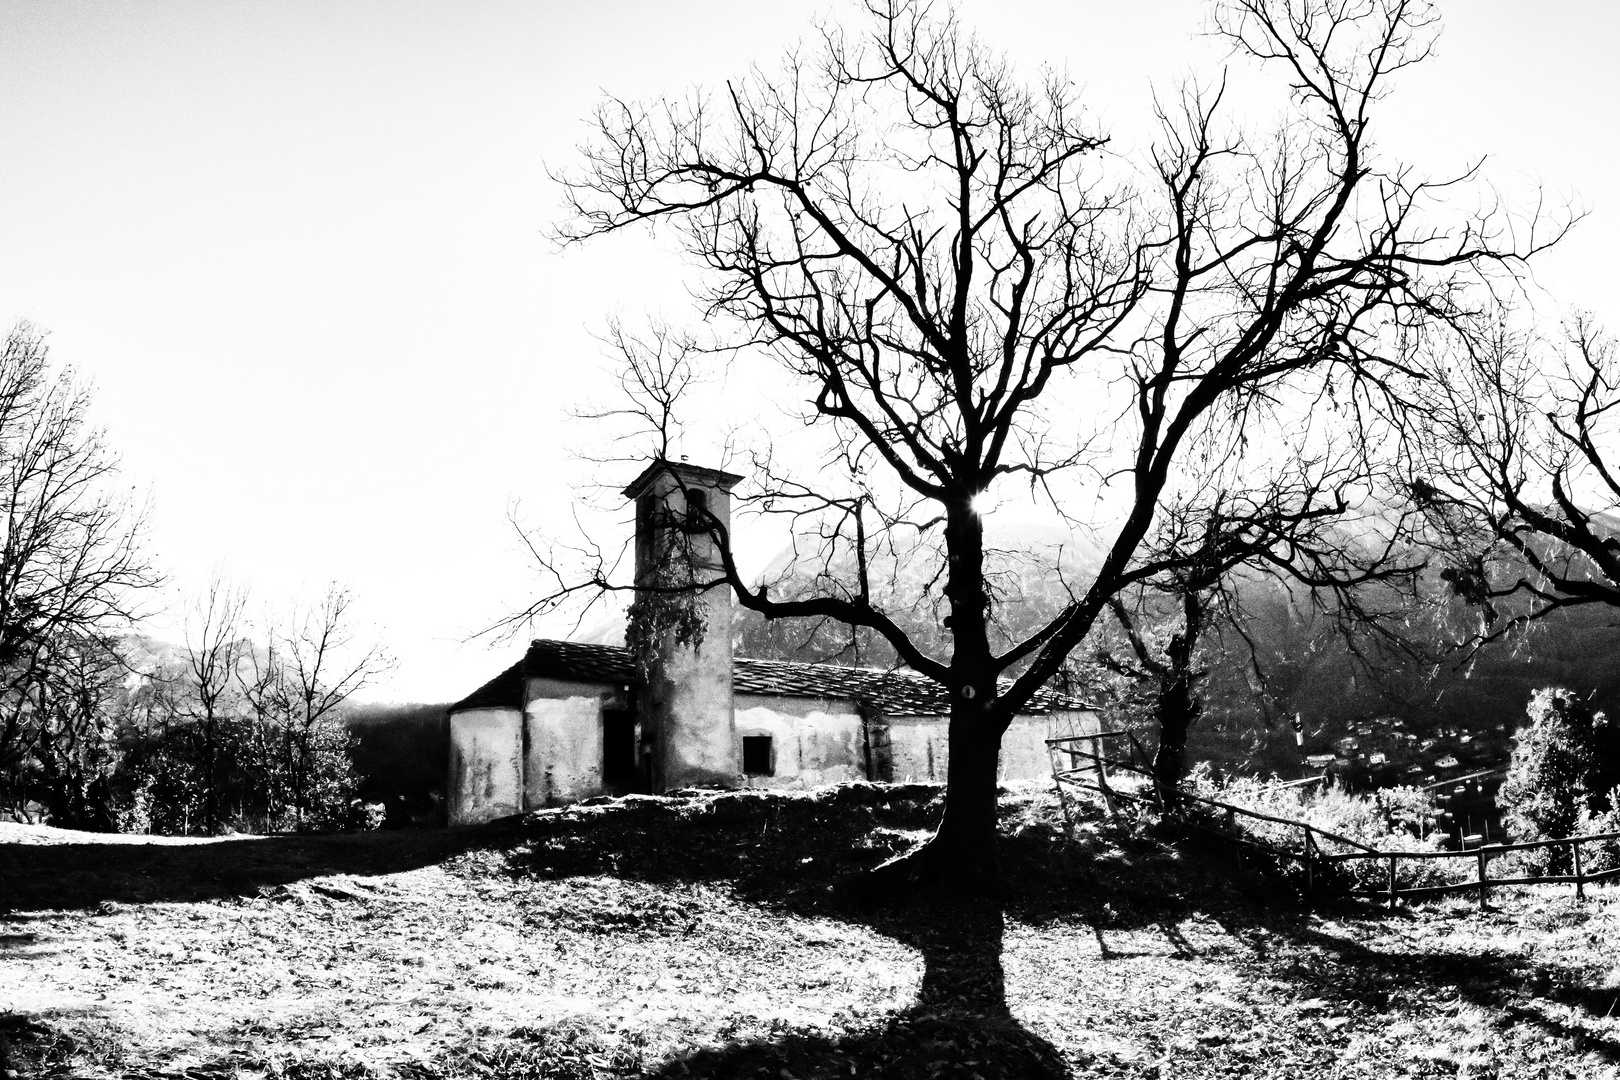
(2, 784, 1619, 1079)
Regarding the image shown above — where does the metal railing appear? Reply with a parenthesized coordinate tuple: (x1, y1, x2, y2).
(1045, 732, 1620, 908)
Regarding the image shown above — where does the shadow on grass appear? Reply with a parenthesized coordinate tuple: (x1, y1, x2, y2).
(1189, 840, 1620, 1067)
(1257, 915, 1620, 1065)
(494, 787, 1234, 1080)
(0, 823, 515, 912)
(7, 784, 1620, 1075)
(501, 787, 1620, 1074)
(647, 899, 1068, 1080)
(501, 789, 1090, 1078)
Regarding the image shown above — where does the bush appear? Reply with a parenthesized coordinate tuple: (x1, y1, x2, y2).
(1575, 787, 1620, 874)
(110, 704, 374, 835)
(1499, 687, 1618, 873)
(1501, 689, 1598, 840)
(1185, 765, 1459, 891)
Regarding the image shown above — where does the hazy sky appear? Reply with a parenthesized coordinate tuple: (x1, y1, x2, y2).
(1, 0, 1616, 701)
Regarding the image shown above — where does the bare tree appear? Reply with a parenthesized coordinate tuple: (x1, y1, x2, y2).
(1089, 483, 1427, 799)
(0, 323, 159, 818)
(1414, 315, 1620, 637)
(545, 0, 1556, 890)
(273, 584, 393, 827)
(182, 575, 251, 834)
(15, 632, 125, 828)
(238, 627, 291, 826)
(109, 582, 390, 835)
(159, 581, 392, 832)
(574, 319, 708, 467)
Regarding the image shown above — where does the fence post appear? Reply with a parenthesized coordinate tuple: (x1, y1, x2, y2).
(1572, 839, 1585, 902)
(1387, 855, 1397, 911)
(1094, 743, 1118, 817)
(1048, 744, 1077, 843)
(1476, 845, 1488, 911)
(1302, 824, 1314, 897)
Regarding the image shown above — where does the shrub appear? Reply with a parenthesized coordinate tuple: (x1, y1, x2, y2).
(1499, 687, 1617, 873)
(1184, 766, 1457, 891)
(111, 707, 372, 835)
(1575, 787, 1620, 875)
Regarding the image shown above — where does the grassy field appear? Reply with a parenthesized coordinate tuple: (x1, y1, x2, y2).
(2, 785, 1618, 1079)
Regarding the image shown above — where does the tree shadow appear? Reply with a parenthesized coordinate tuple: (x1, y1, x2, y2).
(8, 786, 1620, 1075)
(1262, 915, 1620, 1065)
(647, 898, 1069, 1080)
(502, 790, 1620, 1073)
(1181, 844, 1620, 1067)
(501, 789, 1079, 1078)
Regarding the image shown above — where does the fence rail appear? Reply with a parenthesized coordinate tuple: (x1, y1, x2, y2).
(1045, 731, 1620, 909)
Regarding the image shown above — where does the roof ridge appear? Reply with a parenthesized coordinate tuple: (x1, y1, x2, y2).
(500, 636, 1096, 715)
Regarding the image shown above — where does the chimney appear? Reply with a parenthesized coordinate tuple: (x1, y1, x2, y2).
(622, 459, 744, 791)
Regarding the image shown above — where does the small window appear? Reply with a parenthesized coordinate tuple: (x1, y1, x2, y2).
(742, 735, 773, 776)
(685, 488, 709, 527)
(636, 493, 657, 542)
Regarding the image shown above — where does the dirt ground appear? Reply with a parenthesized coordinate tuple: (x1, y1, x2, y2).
(2, 787, 1619, 1079)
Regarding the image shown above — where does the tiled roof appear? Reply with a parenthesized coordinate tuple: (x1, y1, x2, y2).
(732, 655, 1090, 715)
(526, 639, 635, 684)
(449, 638, 1094, 717)
(447, 659, 526, 712)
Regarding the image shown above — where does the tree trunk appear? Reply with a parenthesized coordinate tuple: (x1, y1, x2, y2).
(1152, 593, 1205, 801)
(935, 498, 1003, 891)
(931, 710, 1005, 890)
(203, 716, 216, 835)
(844, 711, 1005, 898)
(844, 499, 1007, 897)
(1151, 684, 1194, 801)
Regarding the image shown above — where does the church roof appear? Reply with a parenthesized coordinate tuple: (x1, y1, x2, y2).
(449, 638, 1094, 717)
(621, 458, 745, 500)
(447, 658, 529, 712)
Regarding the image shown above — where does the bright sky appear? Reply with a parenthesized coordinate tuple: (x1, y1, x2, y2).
(1, 0, 1616, 702)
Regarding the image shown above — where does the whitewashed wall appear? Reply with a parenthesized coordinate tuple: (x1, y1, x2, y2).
(887, 708, 1098, 783)
(450, 679, 1099, 820)
(447, 707, 524, 824)
(733, 693, 868, 788)
(524, 677, 624, 807)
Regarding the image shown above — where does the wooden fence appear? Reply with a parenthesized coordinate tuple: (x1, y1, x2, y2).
(1046, 732, 1620, 909)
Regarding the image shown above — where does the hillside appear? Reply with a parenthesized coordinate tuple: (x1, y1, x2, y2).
(721, 522, 1620, 782)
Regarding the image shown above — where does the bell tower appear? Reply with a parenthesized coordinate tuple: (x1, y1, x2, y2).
(622, 459, 743, 791)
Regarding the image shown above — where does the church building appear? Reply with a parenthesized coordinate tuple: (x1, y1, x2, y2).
(446, 460, 1097, 824)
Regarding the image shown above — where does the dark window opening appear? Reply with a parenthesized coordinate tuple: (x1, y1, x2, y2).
(635, 494, 658, 564)
(742, 735, 774, 777)
(684, 487, 709, 529)
(603, 708, 639, 790)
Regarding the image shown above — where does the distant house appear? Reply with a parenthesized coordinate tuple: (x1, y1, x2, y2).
(446, 460, 1098, 824)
